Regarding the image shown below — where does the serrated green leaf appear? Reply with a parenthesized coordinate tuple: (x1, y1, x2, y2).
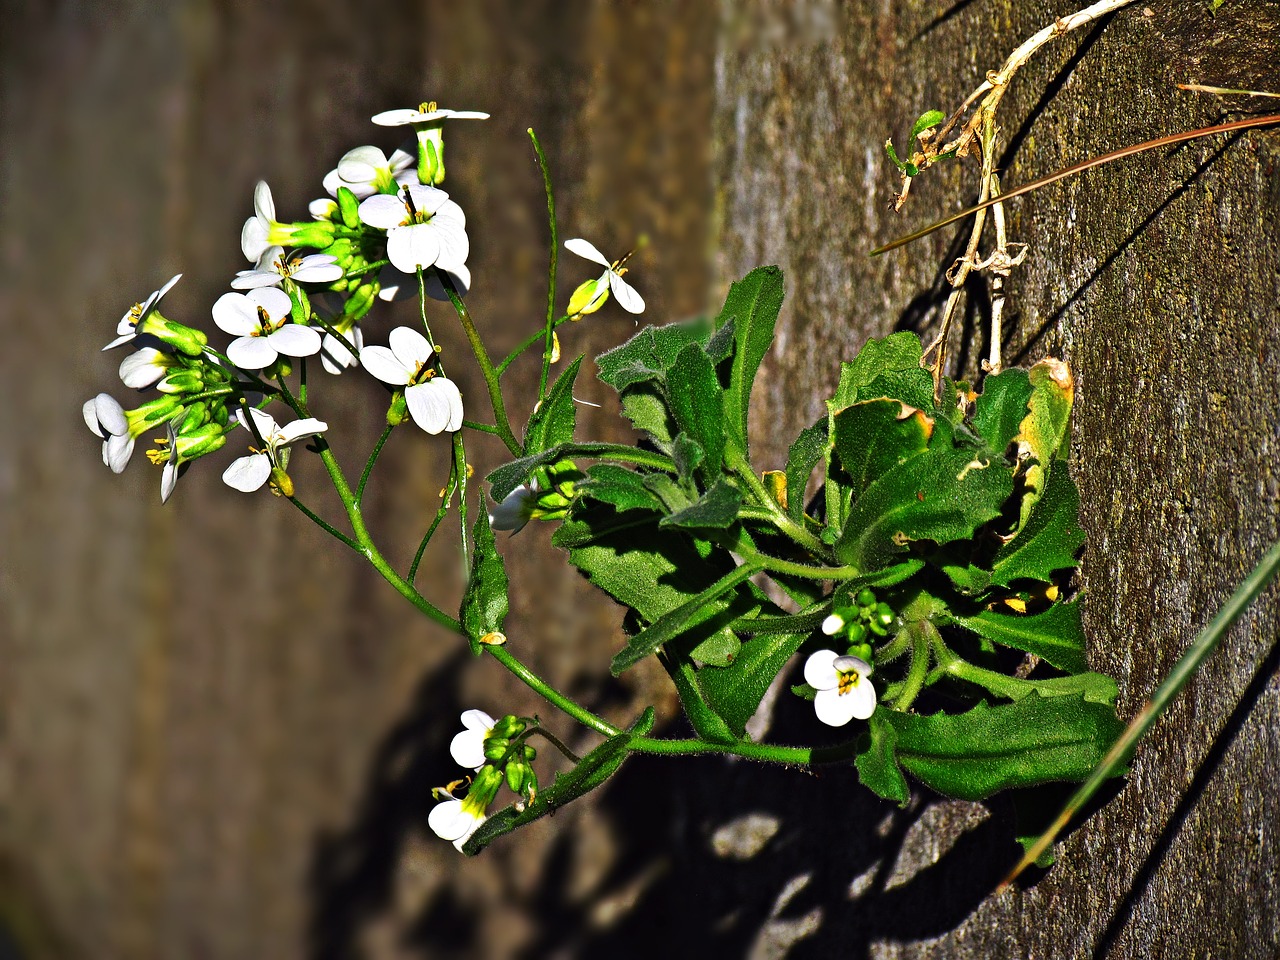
(910, 109, 945, 142)
(881, 693, 1123, 801)
(855, 710, 911, 806)
(972, 367, 1032, 454)
(460, 510, 508, 655)
(956, 599, 1087, 674)
(719, 266, 785, 465)
(697, 628, 809, 737)
(783, 418, 828, 520)
(523, 356, 582, 455)
(610, 562, 761, 674)
(659, 479, 743, 530)
(990, 464, 1085, 586)
(579, 464, 665, 514)
(619, 385, 676, 448)
(1012, 359, 1074, 529)
(859, 369, 938, 411)
(829, 332, 925, 413)
(831, 399, 933, 495)
(835, 436, 1014, 571)
(668, 344, 725, 477)
(596, 319, 712, 391)
(462, 708, 655, 853)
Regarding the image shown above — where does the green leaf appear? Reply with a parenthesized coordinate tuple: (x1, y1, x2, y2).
(957, 600, 1087, 674)
(835, 436, 1014, 571)
(706, 316, 736, 364)
(697, 628, 809, 737)
(856, 710, 911, 806)
(830, 399, 933, 495)
(689, 630, 742, 667)
(881, 694, 1123, 801)
(859, 368, 938, 411)
(659, 479, 743, 530)
(783, 418, 828, 520)
(910, 109, 945, 142)
(460, 510, 508, 655)
(1012, 359, 1074, 529)
(523, 356, 582, 455)
(462, 708, 656, 854)
(667, 344, 726, 477)
(829, 332, 924, 413)
(596, 319, 713, 392)
(579, 464, 665, 514)
(972, 367, 1032, 455)
(885, 139, 907, 172)
(990, 464, 1085, 586)
(718, 266, 785, 464)
(610, 562, 761, 675)
(671, 433, 706, 489)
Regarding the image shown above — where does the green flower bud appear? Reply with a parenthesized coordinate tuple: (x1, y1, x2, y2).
(875, 602, 895, 627)
(566, 277, 607, 319)
(172, 422, 226, 463)
(856, 588, 877, 608)
(483, 737, 510, 762)
(135, 311, 209, 358)
(156, 369, 204, 395)
(505, 760, 527, 795)
(387, 391, 409, 426)
(269, 464, 294, 499)
(848, 641, 874, 663)
(491, 715, 526, 739)
(337, 186, 362, 229)
(343, 282, 378, 324)
(521, 744, 536, 762)
(846, 622, 867, 645)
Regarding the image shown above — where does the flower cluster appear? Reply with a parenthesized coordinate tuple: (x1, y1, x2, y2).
(429, 710, 537, 851)
(801, 588, 896, 727)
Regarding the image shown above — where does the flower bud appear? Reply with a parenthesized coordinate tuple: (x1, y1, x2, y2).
(505, 760, 528, 795)
(387, 391, 409, 426)
(491, 715, 526, 739)
(483, 737, 510, 762)
(856, 588, 877, 608)
(269, 464, 294, 498)
(268, 220, 337, 251)
(343, 282, 378, 324)
(566, 277, 608, 319)
(336, 186, 362, 229)
(156, 369, 205, 395)
(172, 422, 226, 463)
(135, 312, 209, 358)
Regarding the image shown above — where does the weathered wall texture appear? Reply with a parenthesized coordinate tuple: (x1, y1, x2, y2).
(712, 1, 1280, 957)
(1, 0, 1277, 958)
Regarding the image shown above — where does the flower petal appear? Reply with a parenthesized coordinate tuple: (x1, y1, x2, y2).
(460, 709, 496, 733)
(83, 397, 106, 438)
(241, 217, 270, 262)
(388, 326, 435, 370)
(814, 685, 864, 727)
(321, 327, 361, 375)
(406, 378, 462, 434)
(427, 799, 477, 842)
(104, 433, 135, 474)
(803, 649, 840, 690)
(226, 336, 279, 370)
(405, 184, 450, 217)
(337, 144, 390, 183)
(222, 453, 272, 492)
(248, 286, 293, 322)
(422, 263, 471, 301)
(119, 348, 167, 389)
(253, 180, 276, 221)
(450, 731, 488, 770)
(231, 270, 282, 290)
(291, 256, 344, 283)
(609, 272, 645, 314)
(212, 292, 259, 336)
(236, 406, 279, 439)
(565, 237, 611, 267)
(359, 345, 411, 385)
(387, 224, 441, 273)
(821, 614, 845, 636)
(160, 461, 180, 503)
(266, 324, 322, 358)
(371, 108, 423, 127)
(277, 417, 328, 445)
(358, 194, 408, 230)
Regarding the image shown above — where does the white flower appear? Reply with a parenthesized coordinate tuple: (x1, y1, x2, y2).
(212, 287, 322, 370)
(564, 238, 645, 315)
(371, 104, 490, 127)
(358, 183, 469, 276)
(322, 143, 416, 201)
(489, 483, 538, 533)
(118, 346, 175, 390)
(821, 613, 846, 636)
(803, 649, 877, 726)
(222, 407, 328, 493)
(428, 793, 487, 852)
(241, 181, 277, 262)
(103, 273, 182, 350)
(449, 710, 497, 770)
(376, 263, 471, 303)
(360, 326, 463, 434)
(232, 245, 344, 290)
(83, 393, 138, 473)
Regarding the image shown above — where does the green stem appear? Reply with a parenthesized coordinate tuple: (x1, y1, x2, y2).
(525, 727, 581, 765)
(286, 495, 360, 551)
(496, 319, 570, 378)
(435, 268, 521, 455)
(357, 424, 394, 504)
(626, 735, 858, 765)
(727, 447, 830, 557)
(462, 420, 501, 435)
(454, 431, 470, 577)
(485, 645, 619, 738)
(893, 620, 935, 711)
(410, 456, 459, 584)
(528, 127, 559, 403)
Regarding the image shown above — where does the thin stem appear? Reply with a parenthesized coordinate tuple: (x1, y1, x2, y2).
(485, 645, 620, 738)
(461, 420, 502, 435)
(410, 456, 459, 584)
(435, 268, 522, 455)
(626, 735, 859, 765)
(525, 727, 581, 765)
(454, 431, 470, 577)
(528, 127, 560, 403)
(1001, 535, 1280, 889)
(496, 318, 571, 378)
(357, 424, 394, 504)
(727, 448, 830, 556)
(286, 495, 360, 551)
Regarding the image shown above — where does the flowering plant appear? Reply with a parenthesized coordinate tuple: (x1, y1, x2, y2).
(82, 100, 1120, 857)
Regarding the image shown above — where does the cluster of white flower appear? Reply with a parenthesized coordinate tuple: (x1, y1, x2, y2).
(84, 101, 647, 507)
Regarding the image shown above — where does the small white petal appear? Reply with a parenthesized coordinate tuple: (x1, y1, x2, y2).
(450, 731, 488, 770)
(405, 184, 450, 216)
(360, 345, 412, 385)
(406, 378, 463, 434)
(253, 180, 276, 221)
(388, 326, 434, 369)
(104, 433, 135, 474)
(337, 145, 390, 182)
(277, 418, 328, 444)
(83, 398, 105, 438)
(814, 684, 869, 726)
(310, 197, 339, 220)
(237, 406, 279, 438)
(160, 461, 179, 503)
(241, 217, 270, 262)
(248, 286, 293, 322)
(291, 256, 344, 283)
(358, 194, 408, 230)
(226, 336, 279, 370)
(609, 273, 645, 314)
(460, 709, 496, 732)
(266, 324, 322, 358)
(321, 327, 361, 375)
(387, 224, 441, 273)
(803, 649, 840, 690)
(119, 348, 167, 389)
(223, 453, 272, 492)
(422, 263, 471, 301)
(565, 237, 611, 267)
(371, 108, 424, 127)
(490, 485, 535, 532)
(230, 270, 282, 290)
(821, 614, 845, 636)
(153, 273, 182, 302)
(212, 292, 260, 336)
